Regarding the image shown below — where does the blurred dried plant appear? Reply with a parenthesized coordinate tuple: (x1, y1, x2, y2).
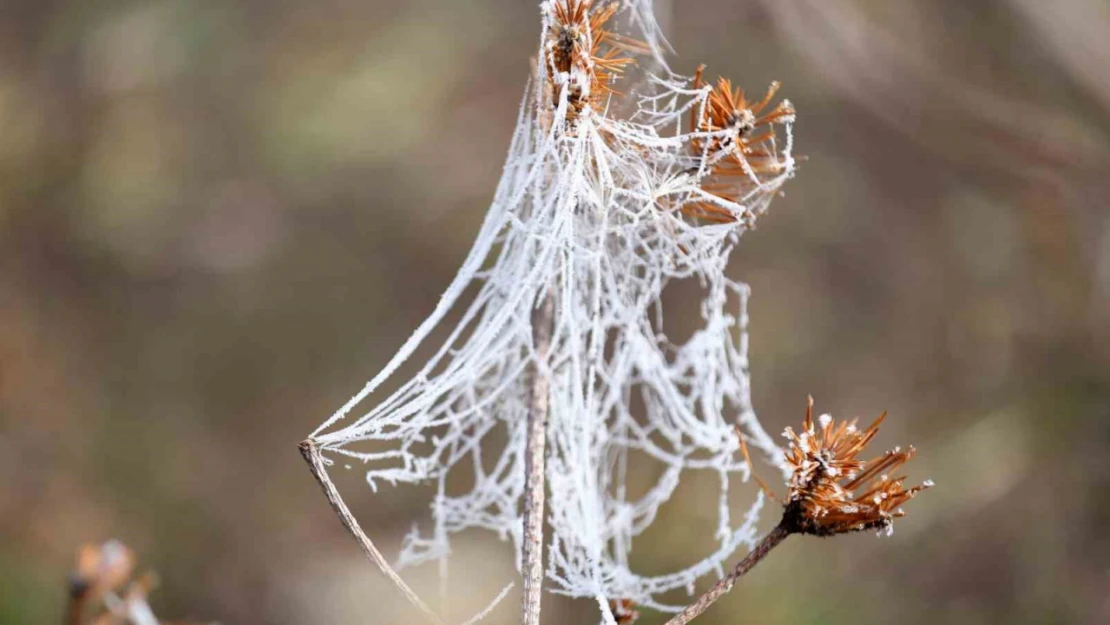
(66, 540, 211, 625)
(610, 598, 640, 624)
(755, 0, 1107, 182)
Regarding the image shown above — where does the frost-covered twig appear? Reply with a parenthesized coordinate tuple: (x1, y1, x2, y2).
(298, 438, 445, 625)
(520, 293, 555, 625)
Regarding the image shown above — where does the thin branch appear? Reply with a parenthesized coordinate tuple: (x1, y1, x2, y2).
(66, 582, 88, 625)
(299, 438, 445, 625)
(462, 583, 516, 625)
(520, 292, 555, 625)
(663, 523, 790, 625)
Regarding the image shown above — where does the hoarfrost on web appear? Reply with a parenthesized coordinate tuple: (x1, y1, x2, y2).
(308, 0, 797, 615)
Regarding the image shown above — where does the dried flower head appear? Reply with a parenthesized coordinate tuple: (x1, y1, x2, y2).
(692, 65, 796, 157)
(71, 540, 135, 601)
(685, 65, 796, 224)
(743, 397, 932, 537)
(610, 598, 640, 624)
(68, 540, 210, 625)
(544, 1, 641, 121)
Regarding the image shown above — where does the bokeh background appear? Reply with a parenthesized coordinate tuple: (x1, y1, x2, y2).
(2, 0, 1108, 623)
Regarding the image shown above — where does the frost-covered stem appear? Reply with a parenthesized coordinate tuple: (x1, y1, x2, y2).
(663, 523, 790, 625)
(298, 438, 444, 625)
(520, 292, 555, 625)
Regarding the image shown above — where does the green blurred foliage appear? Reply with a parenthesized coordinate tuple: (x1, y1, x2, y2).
(1, 1, 1108, 623)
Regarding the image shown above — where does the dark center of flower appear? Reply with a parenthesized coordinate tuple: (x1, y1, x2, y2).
(726, 108, 757, 137)
(557, 25, 585, 57)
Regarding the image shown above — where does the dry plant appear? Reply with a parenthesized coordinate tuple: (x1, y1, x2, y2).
(66, 540, 211, 625)
(299, 1, 926, 624)
(666, 398, 932, 625)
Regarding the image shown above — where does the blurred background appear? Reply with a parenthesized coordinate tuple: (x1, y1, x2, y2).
(2, 0, 1108, 623)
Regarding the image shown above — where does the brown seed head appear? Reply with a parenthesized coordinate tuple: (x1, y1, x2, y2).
(741, 396, 932, 537)
(610, 598, 640, 624)
(692, 67, 795, 157)
(683, 65, 796, 224)
(72, 540, 135, 600)
(544, 1, 642, 123)
(69, 541, 212, 625)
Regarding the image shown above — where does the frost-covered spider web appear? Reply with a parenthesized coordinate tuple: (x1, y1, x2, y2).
(308, 0, 796, 618)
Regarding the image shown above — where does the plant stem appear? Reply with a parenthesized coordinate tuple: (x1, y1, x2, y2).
(520, 292, 555, 625)
(663, 523, 791, 625)
(66, 584, 87, 625)
(299, 438, 444, 625)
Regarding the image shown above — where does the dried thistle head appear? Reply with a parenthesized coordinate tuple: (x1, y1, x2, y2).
(743, 397, 932, 537)
(69, 540, 210, 625)
(610, 598, 640, 624)
(684, 65, 796, 224)
(692, 65, 795, 158)
(71, 540, 135, 601)
(544, 1, 641, 122)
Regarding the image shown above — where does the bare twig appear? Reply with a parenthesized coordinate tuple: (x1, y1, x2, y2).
(66, 581, 88, 625)
(299, 438, 445, 625)
(520, 292, 555, 625)
(663, 523, 790, 625)
(461, 583, 516, 625)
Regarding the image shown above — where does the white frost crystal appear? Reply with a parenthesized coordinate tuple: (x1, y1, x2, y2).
(308, 0, 797, 616)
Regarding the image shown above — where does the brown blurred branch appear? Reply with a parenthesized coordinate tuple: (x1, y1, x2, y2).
(298, 438, 444, 625)
(66, 540, 211, 625)
(66, 580, 88, 625)
(520, 292, 555, 625)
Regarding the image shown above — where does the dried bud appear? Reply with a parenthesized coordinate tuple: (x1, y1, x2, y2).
(610, 598, 640, 624)
(685, 65, 796, 224)
(544, 1, 641, 123)
(68, 540, 210, 625)
(72, 540, 135, 600)
(742, 396, 931, 537)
